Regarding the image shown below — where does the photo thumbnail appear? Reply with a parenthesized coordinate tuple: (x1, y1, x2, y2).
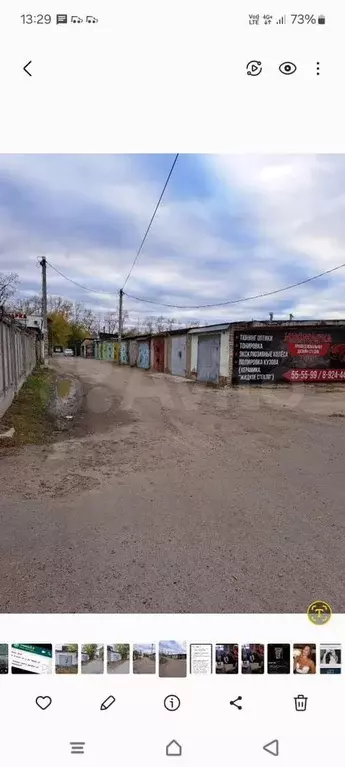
(0, 645, 8, 674)
(215, 644, 239, 674)
(133, 644, 156, 675)
(190, 644, 213, 675)
(11, 644, 52, 674)
(267, 644, 291, 674)
(81, 645, 104, 674)
(107, 644, 130, 674)
(159, 642, 187, 677)
(293, 644, 316, 674)
(320, 644, 341, 674)
(241, 644, 265, 674)
(55, 645, 78, 674)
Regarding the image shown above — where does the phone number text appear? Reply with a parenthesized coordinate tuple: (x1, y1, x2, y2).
(290, 369, 345, 382)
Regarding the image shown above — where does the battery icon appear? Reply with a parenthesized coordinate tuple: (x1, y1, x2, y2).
(318, 15, 326, 24)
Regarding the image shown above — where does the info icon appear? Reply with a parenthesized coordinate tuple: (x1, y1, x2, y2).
(307, 600, 332, 625)
(164, 695, 181, 712)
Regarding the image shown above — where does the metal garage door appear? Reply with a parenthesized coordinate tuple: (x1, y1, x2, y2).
(171, 335, 187, 377)
(153, 336, 165, 372)
(129, 340, 138, 366)
(138, 340, 150, 369)
(197, 334, 220, 383)
(120, 340, 129, 364)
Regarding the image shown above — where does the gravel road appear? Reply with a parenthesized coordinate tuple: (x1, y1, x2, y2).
(1, 356, 345, 613)
(159, 658, 187, 677)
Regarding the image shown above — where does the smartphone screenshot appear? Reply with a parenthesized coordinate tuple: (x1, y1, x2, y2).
(11, 644, 53, 674)
(0, 1, 344, 765)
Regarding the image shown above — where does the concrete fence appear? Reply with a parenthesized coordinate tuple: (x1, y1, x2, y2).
(0, 316, 39, 419)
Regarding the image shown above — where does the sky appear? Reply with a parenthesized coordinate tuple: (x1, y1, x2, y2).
(159, 641, 187, 655)
(1, 153, 345, 325)
(133, 644, 156, 654)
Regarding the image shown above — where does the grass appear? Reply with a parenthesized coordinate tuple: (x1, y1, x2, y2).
(0, 365, 56, 450)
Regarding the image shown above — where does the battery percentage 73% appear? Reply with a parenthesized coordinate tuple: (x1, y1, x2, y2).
(291, 14, 318, 24)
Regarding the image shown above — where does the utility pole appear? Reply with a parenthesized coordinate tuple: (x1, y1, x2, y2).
(40, 256, 48, 363)
(118, 289, 124, 363)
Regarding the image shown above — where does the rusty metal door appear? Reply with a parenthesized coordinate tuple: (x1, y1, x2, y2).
(129, 340, 138, 366)
(153, 337, 164, 372)
(171, 335, 187, 376)
(138, 340, 150, 369)
(197, 334, 220, 383)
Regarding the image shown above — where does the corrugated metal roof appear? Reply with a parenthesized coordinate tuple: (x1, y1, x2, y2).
(188, 323, 231, 334)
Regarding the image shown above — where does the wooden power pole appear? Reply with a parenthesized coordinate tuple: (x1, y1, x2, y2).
(118, 289, 124, 363)
(40, 256, 48, 362)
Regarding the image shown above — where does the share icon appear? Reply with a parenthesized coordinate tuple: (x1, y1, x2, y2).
(230, 696, 242, 710)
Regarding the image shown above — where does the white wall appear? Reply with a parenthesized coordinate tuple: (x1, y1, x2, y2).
(220, 331, 230, 378)
(190, 334, 198, 374)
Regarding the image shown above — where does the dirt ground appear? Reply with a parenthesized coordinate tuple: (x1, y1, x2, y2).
(159, 658, 187, 677)
(1, 356, 345, 613)
(133, 658, 156, 674)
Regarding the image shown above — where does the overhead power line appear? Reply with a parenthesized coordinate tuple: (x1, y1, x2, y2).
(124, 260, 345, 309)
(45, 257, 345, 311)
(46, 260, 119, 295)
(121, 154, 179, 290)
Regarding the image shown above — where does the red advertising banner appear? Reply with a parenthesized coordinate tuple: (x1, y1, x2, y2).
(287, 342, 330, 357)
(232, 326, 345, 385)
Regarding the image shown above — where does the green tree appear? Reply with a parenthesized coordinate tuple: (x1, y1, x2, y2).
(115, 644, 129, 660)
(48, 310, 71, 346)
(82, 644, 97, 660)
(67, 321, 88, 347)
(66, 644, 78, 653)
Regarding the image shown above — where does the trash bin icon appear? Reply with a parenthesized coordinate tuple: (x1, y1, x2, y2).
(294, 694, 308, 712)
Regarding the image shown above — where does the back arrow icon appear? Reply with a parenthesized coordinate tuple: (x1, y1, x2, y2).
(23, 61, 32, 76)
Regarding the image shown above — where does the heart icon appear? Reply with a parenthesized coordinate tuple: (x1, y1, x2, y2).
(36, 696, 52, 710)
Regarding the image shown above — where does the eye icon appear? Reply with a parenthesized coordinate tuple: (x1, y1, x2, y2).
(279, 61, 297, 75)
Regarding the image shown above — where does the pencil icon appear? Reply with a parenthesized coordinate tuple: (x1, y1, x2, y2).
(100, 695, 116, 710)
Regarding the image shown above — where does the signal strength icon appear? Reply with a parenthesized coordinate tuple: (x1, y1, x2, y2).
(276, 15, 286, 24)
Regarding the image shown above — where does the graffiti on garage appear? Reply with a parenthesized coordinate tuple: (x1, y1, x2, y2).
(138, 340, 150, 369)
(120, 340, 129, 364)
(232, 327, 345, 384)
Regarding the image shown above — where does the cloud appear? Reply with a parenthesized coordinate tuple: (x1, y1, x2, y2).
(133, 644, 156, 654)
(1, 154, 345, 324)
(159, 641, 187, 655)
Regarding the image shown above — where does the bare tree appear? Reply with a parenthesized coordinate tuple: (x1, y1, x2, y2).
(0, 272, 19, 307)
(81, 308, 98, 334)
(141, 315, 156, 334)
(188, 318, 201, 328)
(10, 293, 41, 315)
(165, 317, 178, 331)
(47, 296, 74, 319)
(104, 310, 118, 334)
(103, 309, 129, 334)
